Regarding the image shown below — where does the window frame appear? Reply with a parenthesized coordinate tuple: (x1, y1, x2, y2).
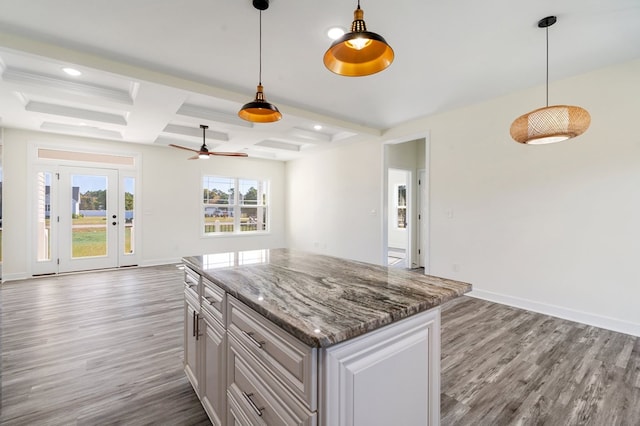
(395, 183, 407, 230)
(202, 175, 270, 237)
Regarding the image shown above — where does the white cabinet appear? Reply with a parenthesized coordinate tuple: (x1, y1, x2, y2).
(227, 296, 317, 411)
(322, 308, 440, 426)
(227, 334, 317, 425)
(184, 268, 200, 394)
(185, 266, 441, 426)
(183, 266, 226, 425)
(200, 310, 226, 426)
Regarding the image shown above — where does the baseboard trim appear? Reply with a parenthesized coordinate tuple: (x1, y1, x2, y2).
(2, 272, 30, 283)
(140, 257, 182, 268)
(469, 288, 640, 338)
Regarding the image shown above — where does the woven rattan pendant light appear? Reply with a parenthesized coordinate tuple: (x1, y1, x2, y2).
(238, 0, 282, 123)
(323, 0, 394, 77)
(510, 16, 590, 144)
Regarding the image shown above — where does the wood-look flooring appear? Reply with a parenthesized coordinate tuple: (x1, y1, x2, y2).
(1, 265, 638, 425)
(441, 296, 640, 425)
(1, 264, 210, 425)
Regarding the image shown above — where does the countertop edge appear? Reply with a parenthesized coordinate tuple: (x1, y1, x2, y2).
(182, 255, 471, 348)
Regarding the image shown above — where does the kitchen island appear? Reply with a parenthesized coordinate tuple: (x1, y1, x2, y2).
(182, 249, 471, 426)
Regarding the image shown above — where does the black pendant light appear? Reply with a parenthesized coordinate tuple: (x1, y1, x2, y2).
(510, 16, 591, 144)
(238, 0, 282, 123)
(323, 0, 394, 77)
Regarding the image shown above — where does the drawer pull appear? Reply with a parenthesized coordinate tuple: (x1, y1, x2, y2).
(185, 282, 197, 288)
(242, 392, 264, 417)
(241, 330, 265, 349)
(204, 296, 217, 306)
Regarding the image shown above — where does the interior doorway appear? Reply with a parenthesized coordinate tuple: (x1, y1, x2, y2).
(387, 168, 410, 268)
(383, 137, 428, 271)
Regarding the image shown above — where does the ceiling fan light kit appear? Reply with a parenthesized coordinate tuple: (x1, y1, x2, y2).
(323, 0, 394, 77)
(238, 0, 282, 123)
(510, 16, 591, 144)
(169, 124, 248, 159)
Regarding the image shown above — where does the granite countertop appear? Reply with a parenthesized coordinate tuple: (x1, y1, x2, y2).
(183, 248, 471, 348)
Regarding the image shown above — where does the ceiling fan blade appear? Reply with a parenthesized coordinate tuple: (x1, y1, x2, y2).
(187, 155, 200, 160)
(208, 152, 249, 157)
(169, 143, 199, 153)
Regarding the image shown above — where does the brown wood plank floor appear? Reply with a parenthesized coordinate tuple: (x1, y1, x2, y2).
(1, 266, 639, 425)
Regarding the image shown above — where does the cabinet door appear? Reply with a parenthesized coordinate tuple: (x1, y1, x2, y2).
(184, 298, 199, 394)
(323, 308, 440, 426)
(200, 313, 226, 426)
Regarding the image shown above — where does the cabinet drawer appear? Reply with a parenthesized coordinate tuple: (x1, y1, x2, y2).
(184, 266, 200, 300)
(227, 296, 317, 410)
(227, 336, 317, 426)
(202, 277, 224, 324)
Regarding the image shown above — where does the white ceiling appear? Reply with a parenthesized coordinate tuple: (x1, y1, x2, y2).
(0, 0, 638, 160)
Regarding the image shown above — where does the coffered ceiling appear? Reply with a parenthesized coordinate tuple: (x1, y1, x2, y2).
(0, 0, 638, 160)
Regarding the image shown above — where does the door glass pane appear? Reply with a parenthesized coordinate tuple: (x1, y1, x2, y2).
(36, 172, 52, 261)
(72, 174, 107, 258)
(124, 177, 135, 255)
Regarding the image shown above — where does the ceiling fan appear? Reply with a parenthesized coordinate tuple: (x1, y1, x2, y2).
(169, 124, 248, 159)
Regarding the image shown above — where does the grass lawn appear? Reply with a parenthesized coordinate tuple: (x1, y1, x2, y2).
(72, 216, 109, 225)
(70, 225, 134, 257)
(72, 227, 107, 257)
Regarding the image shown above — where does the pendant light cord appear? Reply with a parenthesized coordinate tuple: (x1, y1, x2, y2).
(259, 10, 262, 86)
(545, 25, 549, 107)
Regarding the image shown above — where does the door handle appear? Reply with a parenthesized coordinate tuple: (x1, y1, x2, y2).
(241, 330, 265, 349)
(242, 392, 264, 417)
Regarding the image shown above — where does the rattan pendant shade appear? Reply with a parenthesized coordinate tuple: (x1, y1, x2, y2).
(510, 105, 591, 144)
(510, 16, 590, 145)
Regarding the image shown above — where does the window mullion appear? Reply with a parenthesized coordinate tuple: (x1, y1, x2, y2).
(234, 178, 240, 233)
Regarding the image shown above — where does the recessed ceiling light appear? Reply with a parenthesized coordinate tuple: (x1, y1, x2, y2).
(313, 124, 323, 131)
(327, 27, 345, 40)
(62, 67, 82, 77)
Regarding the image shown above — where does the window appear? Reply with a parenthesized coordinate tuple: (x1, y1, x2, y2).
(203, 176, 269, 235)
(396, 184, 407, 229)
(36, 172, 53, 261)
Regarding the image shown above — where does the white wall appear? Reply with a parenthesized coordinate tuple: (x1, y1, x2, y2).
(2, 129, 286, 280)
(384, 59, 640, 336)
(285, 138, 384, 264)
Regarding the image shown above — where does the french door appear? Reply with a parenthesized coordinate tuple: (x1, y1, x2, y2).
(58, 167, 119, 272)
(34, 165, 137, 274)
